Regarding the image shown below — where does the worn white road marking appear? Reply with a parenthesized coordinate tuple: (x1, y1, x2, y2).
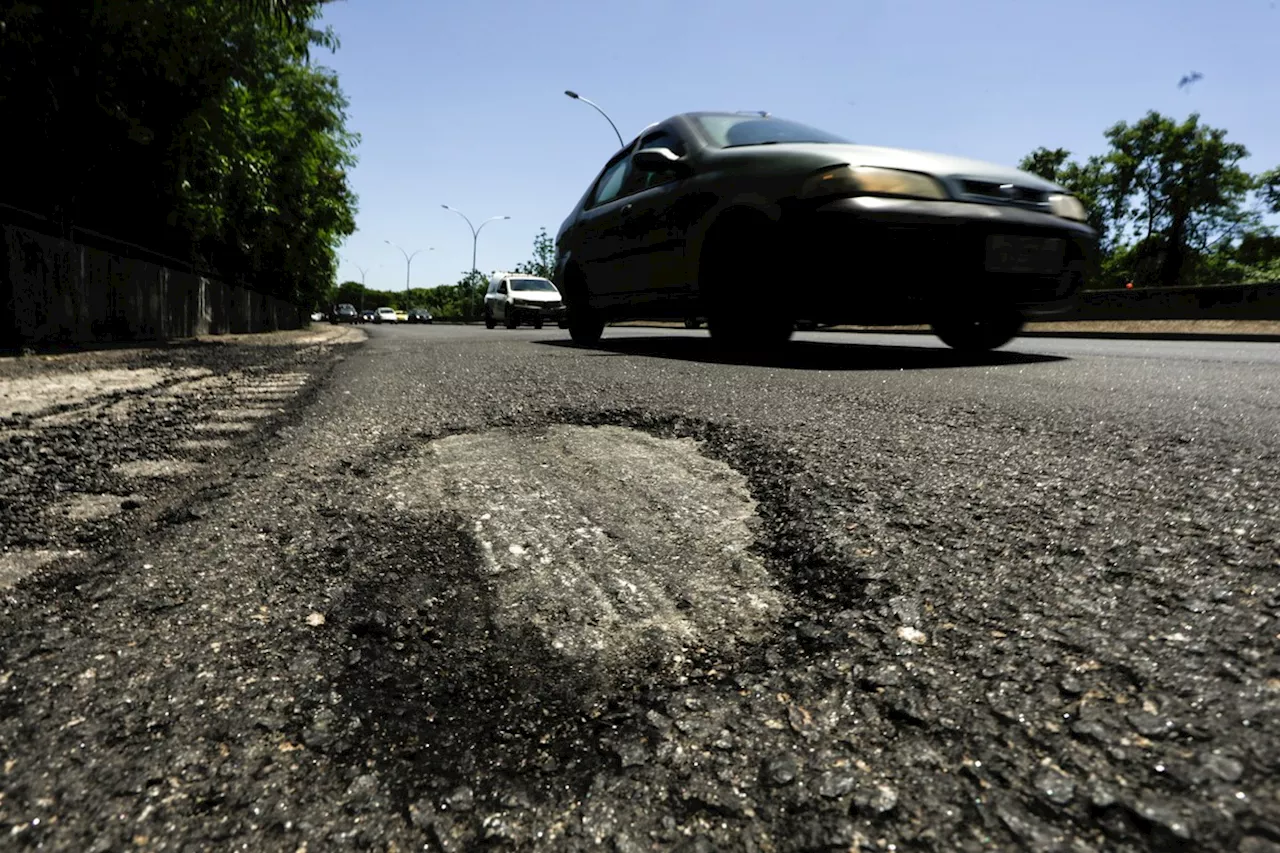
(0, 368, 209, 419)
(56, 493, 131, 522)
(387, 425, 788, 664)
(0, 550, 82, 590)
(114, 459, 203, 479)
(192, 420, 256, 434)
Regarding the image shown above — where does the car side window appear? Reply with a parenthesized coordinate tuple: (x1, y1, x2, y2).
(626, 129, 688, 193)
(590, 155, 632, 208)
(498, 281, 508, 295)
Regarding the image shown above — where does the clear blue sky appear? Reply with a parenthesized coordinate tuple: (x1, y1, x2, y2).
(319, 0, 1280, 293)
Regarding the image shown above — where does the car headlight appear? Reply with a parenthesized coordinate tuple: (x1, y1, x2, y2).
(1048, 194, 1088, 222)
(800, 165, 948, 201)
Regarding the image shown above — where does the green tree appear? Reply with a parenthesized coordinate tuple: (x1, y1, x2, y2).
(513, 227, 556, 280)
(1257, 167, 1280, 215)
(1104, 112, 1254, 287)
(0, 1, 357, 311)
(1021, 112, 1262, 288)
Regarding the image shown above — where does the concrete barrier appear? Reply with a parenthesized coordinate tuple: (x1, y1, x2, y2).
(0, 224, 302, 350)
(1068, 282, 1280, 321)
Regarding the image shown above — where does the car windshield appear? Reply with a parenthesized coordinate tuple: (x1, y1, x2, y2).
(510, 278, 556, 292)
(694, 115, 849, 148)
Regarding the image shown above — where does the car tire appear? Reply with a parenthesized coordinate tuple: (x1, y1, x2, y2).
(485, 312, 496, 329)
(701, 216, 793, 350)
(568, 310, 604, 346)
(563, 267, 605, 346)
(931, 308, 1024, 352)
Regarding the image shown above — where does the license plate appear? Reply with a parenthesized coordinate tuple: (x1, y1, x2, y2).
(985, 235, 1065, 275)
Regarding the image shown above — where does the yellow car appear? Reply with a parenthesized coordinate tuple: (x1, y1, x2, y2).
(395, 309, 408, 323)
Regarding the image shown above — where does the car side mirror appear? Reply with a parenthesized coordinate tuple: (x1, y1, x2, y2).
(632, 147, 690, 176)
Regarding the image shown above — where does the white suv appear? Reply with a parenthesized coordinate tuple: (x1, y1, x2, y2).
(483, 273, 567, 329)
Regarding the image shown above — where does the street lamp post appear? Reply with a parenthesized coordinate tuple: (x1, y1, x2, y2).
(353, 264, 369, 310)
(564, 90, 624, 149)
(441, 206, 510, 277)
(384, 241, 432, 303)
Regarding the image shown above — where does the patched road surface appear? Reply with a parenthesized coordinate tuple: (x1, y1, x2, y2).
(1, 324, 1277, 852)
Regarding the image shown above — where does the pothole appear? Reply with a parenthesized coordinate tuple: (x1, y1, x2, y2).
(385, 424, 790, 665)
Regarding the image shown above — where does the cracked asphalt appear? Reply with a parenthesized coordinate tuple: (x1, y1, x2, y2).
(1, 323, 1277, 852)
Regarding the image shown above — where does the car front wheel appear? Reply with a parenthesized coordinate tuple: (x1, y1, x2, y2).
(931, 308, 1024, 352)
(701, 217, 793, 350)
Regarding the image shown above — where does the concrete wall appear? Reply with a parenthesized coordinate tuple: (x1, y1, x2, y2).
(1069, 282, 1280, 321)
(1, 224, 302, 350)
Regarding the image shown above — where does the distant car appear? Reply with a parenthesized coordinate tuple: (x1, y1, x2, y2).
(360, 310, 376, 323)
(395, 309, 408, 323)
(483, 272, 566, 329)
(407, 308, 433, 324)
(374, 307, 398, 324)
(553, 111, 1096, 352)
(310, 311, 326, 322)
(331, 303, 359, 324)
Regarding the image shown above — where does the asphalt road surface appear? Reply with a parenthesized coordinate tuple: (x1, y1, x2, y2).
(2, 324, 1277, 852)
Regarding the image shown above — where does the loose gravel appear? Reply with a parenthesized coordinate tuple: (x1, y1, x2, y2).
(0, 324, 1276, 852)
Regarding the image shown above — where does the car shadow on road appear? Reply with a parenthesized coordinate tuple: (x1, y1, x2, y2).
(536, 334, 1067, 371)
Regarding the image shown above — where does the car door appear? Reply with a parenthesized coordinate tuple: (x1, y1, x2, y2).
(484, 277, 498, 318)
(494, 279, 510, 320)
(571, 142, 645, 306)
(615, 126, 695, 307)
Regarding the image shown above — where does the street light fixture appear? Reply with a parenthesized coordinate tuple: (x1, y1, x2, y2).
(384, 241, 432, 301)
(564, 90, 624, 149)
(352, 263, 369, 311)
(441, 206, 510, 277)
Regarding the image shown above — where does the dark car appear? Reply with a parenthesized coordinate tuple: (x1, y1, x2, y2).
(553, 112, 1096, 352)
(330, 303, 359, 324)
(407, 308, 433, 324)
(359, 309, 375, 324)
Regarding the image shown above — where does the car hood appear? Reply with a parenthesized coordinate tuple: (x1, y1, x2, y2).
(755, 143, 1064, 192)
(509, 291, 562, 303)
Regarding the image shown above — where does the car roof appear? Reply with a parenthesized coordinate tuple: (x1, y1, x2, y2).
(680, 111, 772, 119)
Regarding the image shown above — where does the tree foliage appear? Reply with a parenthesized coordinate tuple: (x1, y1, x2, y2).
(328, 270, 488, 321)
(1021, 111, 1271, 288)
(513, 227, 556, 281)
(0, 1, 357, 310)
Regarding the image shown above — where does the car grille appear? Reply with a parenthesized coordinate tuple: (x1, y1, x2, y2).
(956, 179, 1052, 212)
